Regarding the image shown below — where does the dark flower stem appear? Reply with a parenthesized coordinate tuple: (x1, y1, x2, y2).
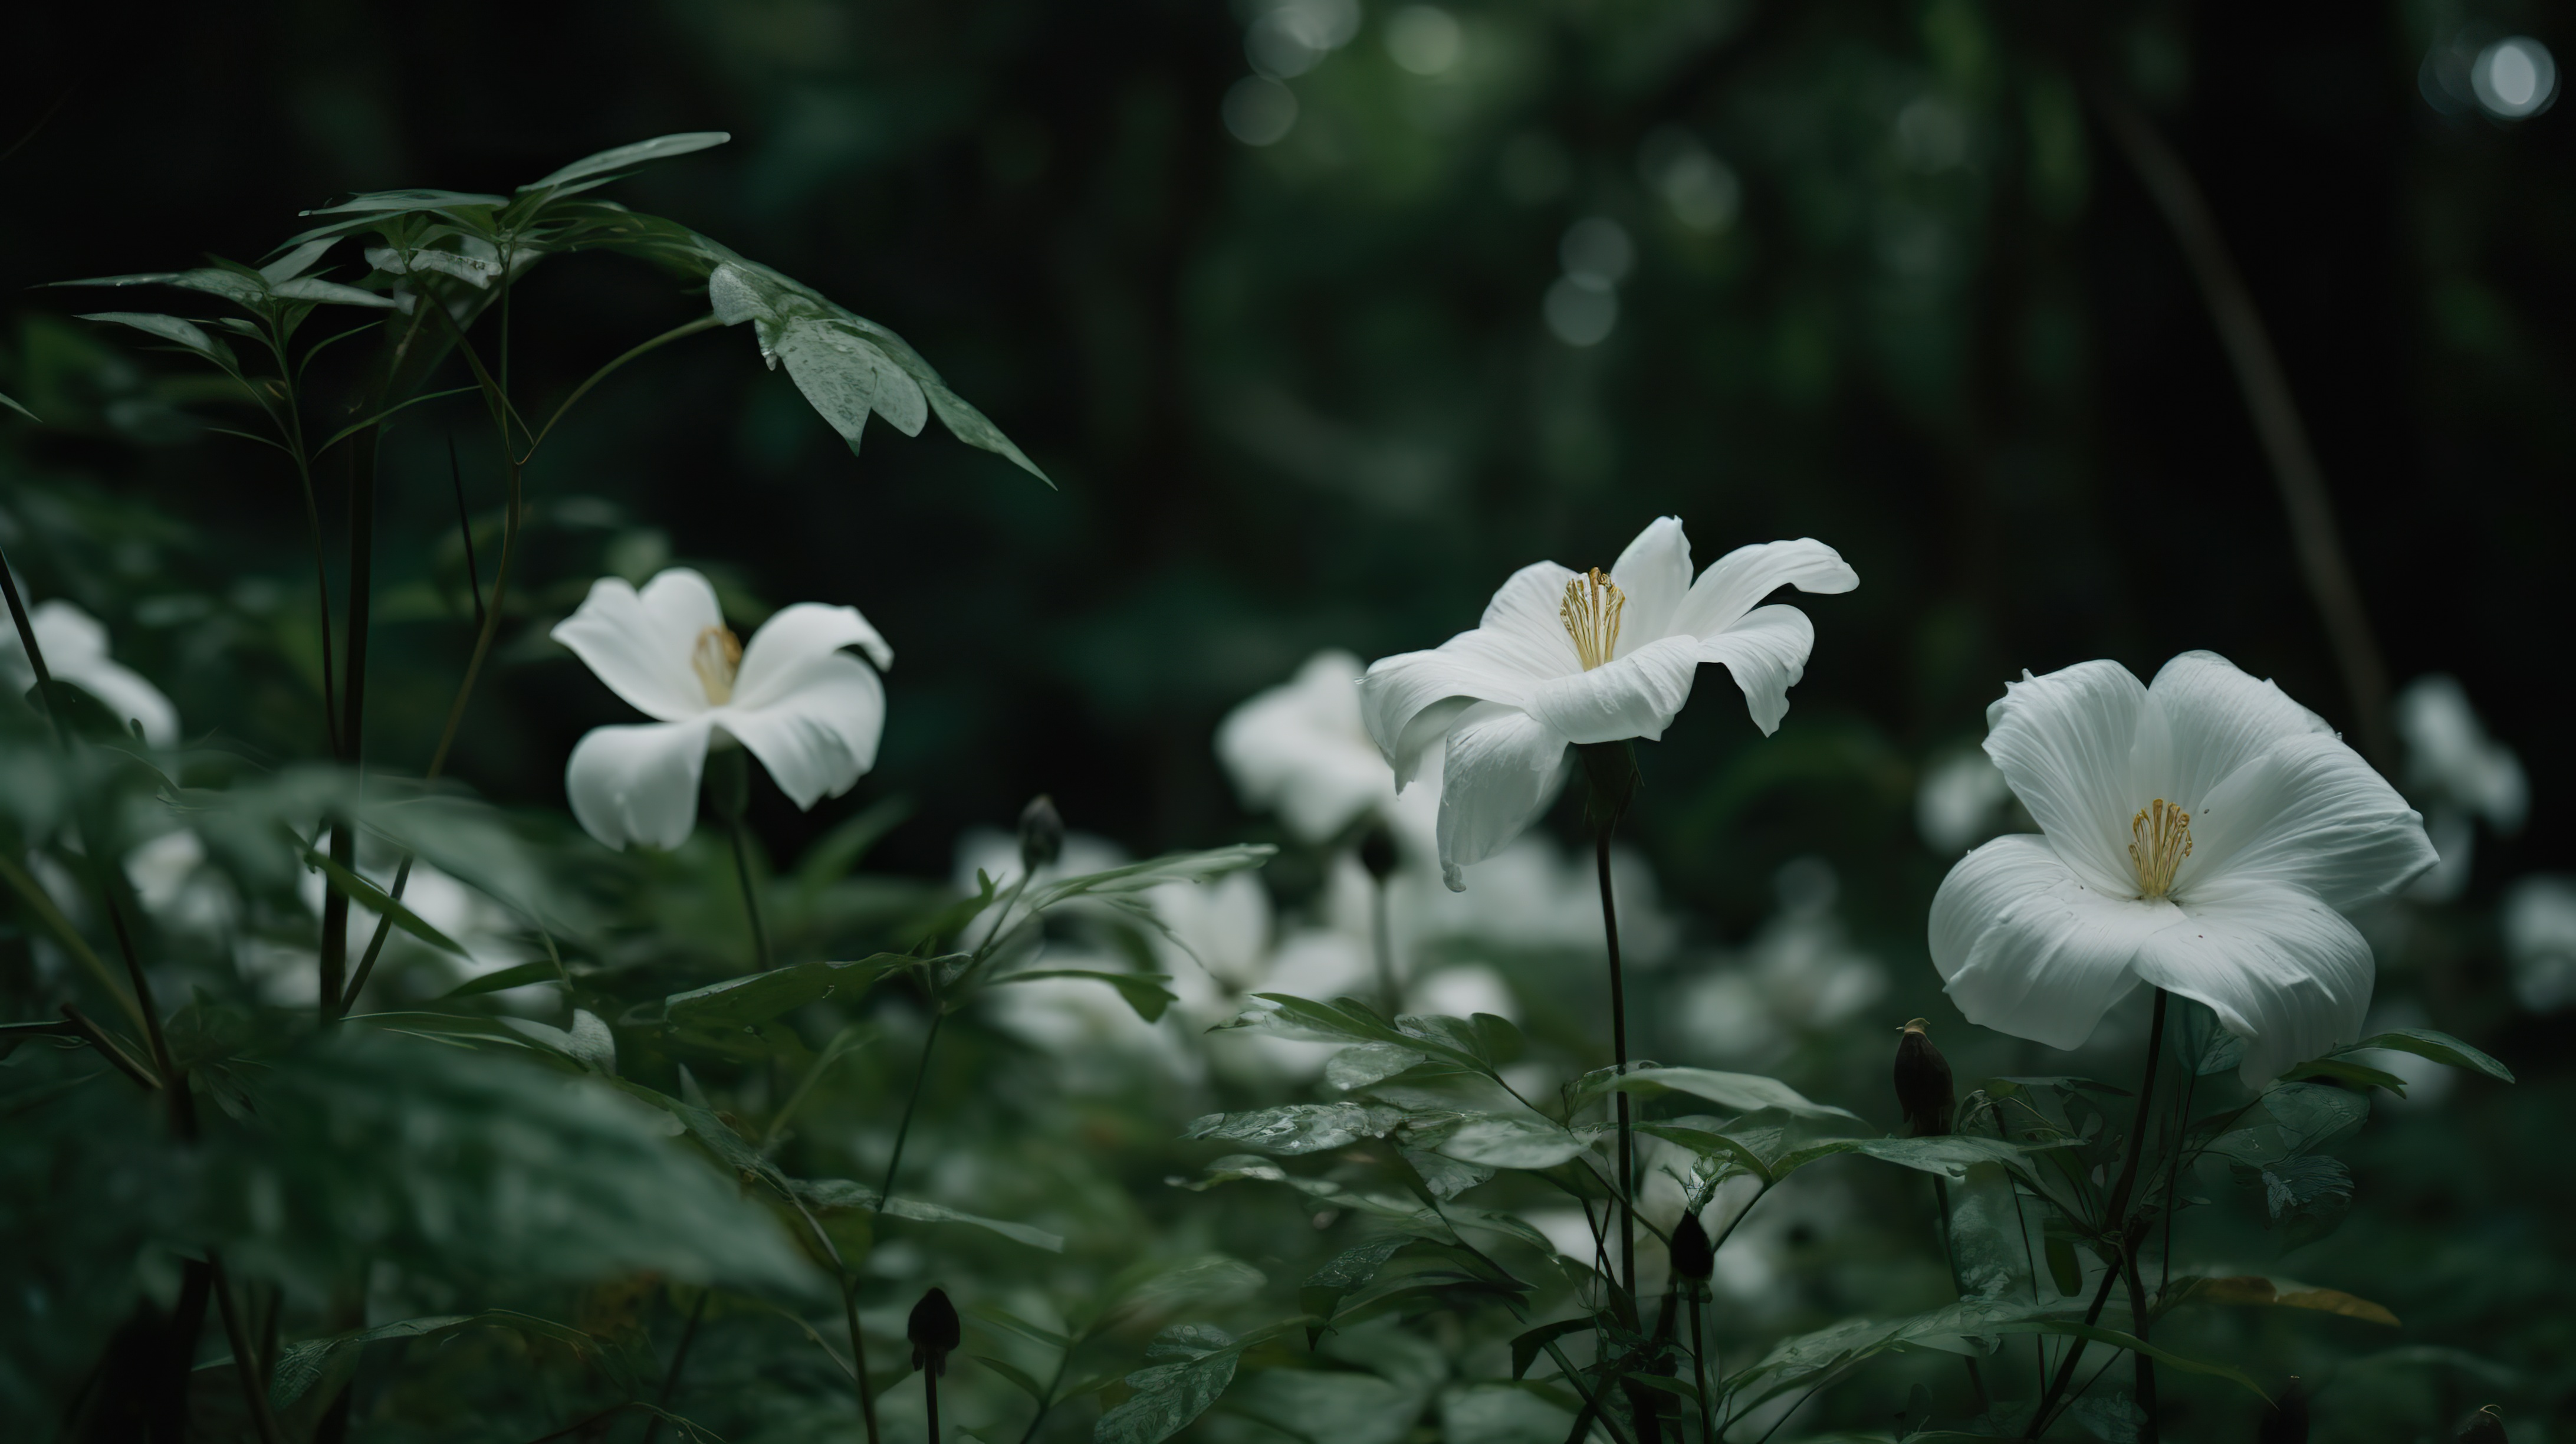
(2026, 987, 2168, 1438)
(1688, 1286, 1716, 1444)
(640, 1288, 710, 1444)
(728, 818, 772, 972)
(1371, 873, 1398, 1018)
(1596, 830, 1638, 1306)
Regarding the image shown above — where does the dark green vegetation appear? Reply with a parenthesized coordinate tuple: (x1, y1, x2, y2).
(1, 2, 2567, 1442)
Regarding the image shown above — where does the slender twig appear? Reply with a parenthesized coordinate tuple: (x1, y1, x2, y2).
(2024, 990, 2168, 1438)
(1596, 829, 1638, 1314)
(0, 855, 145, 1036)
(2085, 81, 2394, 764)
(925, 1363, 942, 1444)
(209, 1253, 283, 1444)
(1688, 1285, 1717, 1444)
(526, 315, 724, 457)
(786, 1194, 882, 1444)
(728, 817, 773, 973)
(57, 1005, 158, 1091)
(448, 434, 485, 630)
(1540, 1336, 1641, 1444)
(1370, 872, 1398, 1018)
(878, 1008, 947, 1207)
(640, 1288, 710, 1444)
(336, 854, 413, 1016)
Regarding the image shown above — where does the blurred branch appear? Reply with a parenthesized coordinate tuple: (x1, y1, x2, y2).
(2084, 79, 2397, 767)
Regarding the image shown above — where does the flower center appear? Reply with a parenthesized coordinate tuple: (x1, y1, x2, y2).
(2127, 798, 2193, 898)
(1560, 568, 1625, 671)
(691, 624, 743, 705)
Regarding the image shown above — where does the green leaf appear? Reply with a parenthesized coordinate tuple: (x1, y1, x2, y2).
(1584, 1066, 1864, 1123)
(0, 388, 38, 422)
(1989, 1318, 2271, 1399)
(1301, 1235, 1415, 1341)
(1794, 1134, 2072, 1183)
(967, 1304, 1073, 1352)
(437, 960, 561, 999)
(297, 840, 466, 956)
(2208, 1083, 2367, 1169)
(1511, 1318, 1596, 1380)
(1326, 1042, 1429, 1091)
(663, 954, 909, 1029)
(270, 276, 396, 309)
(74, 311, 221, 358)
(972, 1352, 1053, 1404)
(922, 378, 1052, 484)
(1182, 1103, 1406, 1156)
(1023, 844, 1276, 913)
(1435, 1112, 1592, 1170)
(2283, 1058, 2412, 1094)
(269, 1314, 474, 1409)
(791, 1179, 1065, 1252)
(521, 132, 732, 192)
(793, 794, 912, 898)
(1095, 1325, 1243, 1444)
(992, 968, 1177, 1023)
(2344, 1028, 2514, 1083)
(2045, 1237, 2084, 1298)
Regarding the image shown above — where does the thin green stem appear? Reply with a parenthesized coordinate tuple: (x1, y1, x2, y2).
(1596, 829, 1638, 1315)
(639, 1288, 709, 1444)
(1689, 1287, 1716, 1444)
(525, 314, 723, 459)
(728, 817, 773, 972)
(878, 1008, 947, 1207)
(2025, 989, 2168, 1439)
(210, 1253, 283, 1444)
(787, 1197, 880, 1444)
(1370, 872, 1398, 1018)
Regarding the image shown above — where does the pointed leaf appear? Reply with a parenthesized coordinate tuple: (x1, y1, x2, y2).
(521, 132, 732, 191)
(663, 954, 909, 1029)
(991, 968, 1177, 1023)
(2345, 1028, 2513, 1083)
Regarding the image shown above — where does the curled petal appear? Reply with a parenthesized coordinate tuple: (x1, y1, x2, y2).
(1526, 634, 1701, 745)
(719, 657, 886, 810)
(2133, 651, 2333, 809)
(1931, 833, 2177, 1051)
(733, 602, 893, 705)
(1608, 516, 1693, 645)
(1693, 603, 1816, 736)
(565, 718, 714, 851)
(1670, 537, 1858, 640)
(2132, 874, 2375, 1085)
(1434, 703, 1572, 891)
(551, 570, 724, 721)
(1980, 660, 2148, 895)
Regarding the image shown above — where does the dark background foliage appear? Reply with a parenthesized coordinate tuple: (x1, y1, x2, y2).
(2, 0, 2570, 1437)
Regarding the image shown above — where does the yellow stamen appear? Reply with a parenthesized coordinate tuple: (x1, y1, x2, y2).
(1560, 568, 1625, 671)
(2128, 799, 2193, 898)
(692, 624, 743, 705)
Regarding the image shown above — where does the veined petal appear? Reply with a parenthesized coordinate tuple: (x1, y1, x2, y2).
(1526, 634, 1700, 744)
(1434, 703, 1572, 891)
(1608, 516, 1692, 645)
(1931, 833, 2176, 1051)
(732, 602, 893, 707)
(551, 570, 724, 721)
(1360, 631, 1551, 762)
(718, 658, 887, 810)
(1981, 660, 2147, 895)
(2132, 651, 2333, 810)
(2133, 874, 2375, 1085)
(1669, 538, 1858, 640)
(1693, 603, 1816, 736)
(2187, 731, 2437, 910)
(565, 717, 714, 851)
(1474, 560, 1585, 668)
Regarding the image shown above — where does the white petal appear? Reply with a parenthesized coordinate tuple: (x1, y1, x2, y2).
(1473, 560, 1586, 667)
(29, 603, 178, 745)
(1434, 703, 1572, 891)
(732, 602, 893, 704)
(718, 658, 886, 810)
(1668, 537, 1858, 640)
(1608, 516, 1692, 645)
(565, 718, 714, 850)
(1931, 833, 2177, 1051)
(2133, 651, 2333, 812)
(1980, 660, 2148, 895)
(1526, 634, 1701, 744)
(2131, 874, 2375, 1085)
(550, 570, 724, 721)
(1693, 603, 1816, 736)
(1215, 651, 1395, 842)
(2186, 731, 2437, 911)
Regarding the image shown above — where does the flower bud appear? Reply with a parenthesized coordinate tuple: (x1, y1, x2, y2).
(1017, 794, 1064, 873)
(1892, 1019, 1954, 1138)
(908, 1285, 961, 1376)
(1668, 1210, 1713, 1284)
(1357, 821, 1399, 882)
(2457, 1406, 2506, 1444)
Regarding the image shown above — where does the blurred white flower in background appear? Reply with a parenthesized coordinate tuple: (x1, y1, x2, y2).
(1677, 857, 1886, 1068)
(1361, 517, 1856, 890)
(214, 843, 531, 1009)
(1915, 746, 2013, 855)
(2394, 674, 2526, 902)
(1, 596, 179, 746)
(551, 568, 892, 851)
(1931, 652, 2437, 1084)
(1217, 648, 1433, 849)
(2502, 875, 2576, 1013)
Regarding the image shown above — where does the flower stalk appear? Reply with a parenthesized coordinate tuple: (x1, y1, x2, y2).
(1581, 741, 1641, 1306)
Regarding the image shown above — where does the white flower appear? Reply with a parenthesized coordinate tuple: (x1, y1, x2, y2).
(2394, 674, 2526, 902)
(1217, 649, 1412, 845)
(2, 598, 179, 746)
(1359, 518, 1857, 890)
(1931, 652, 2438, 1084)
(2502, 875, 2576, 1013)
(1677, 858, 1885, 1067)
(551, 568, 891, 850)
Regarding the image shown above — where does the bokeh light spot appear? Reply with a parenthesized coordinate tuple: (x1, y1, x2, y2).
(1544, 275, 1618, 347)
(1559, 217, 1634, 288)
(1223, 77, 1300, 146)
(1386, 6, 1463, 76)
(2472, 37, 2558, 119)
